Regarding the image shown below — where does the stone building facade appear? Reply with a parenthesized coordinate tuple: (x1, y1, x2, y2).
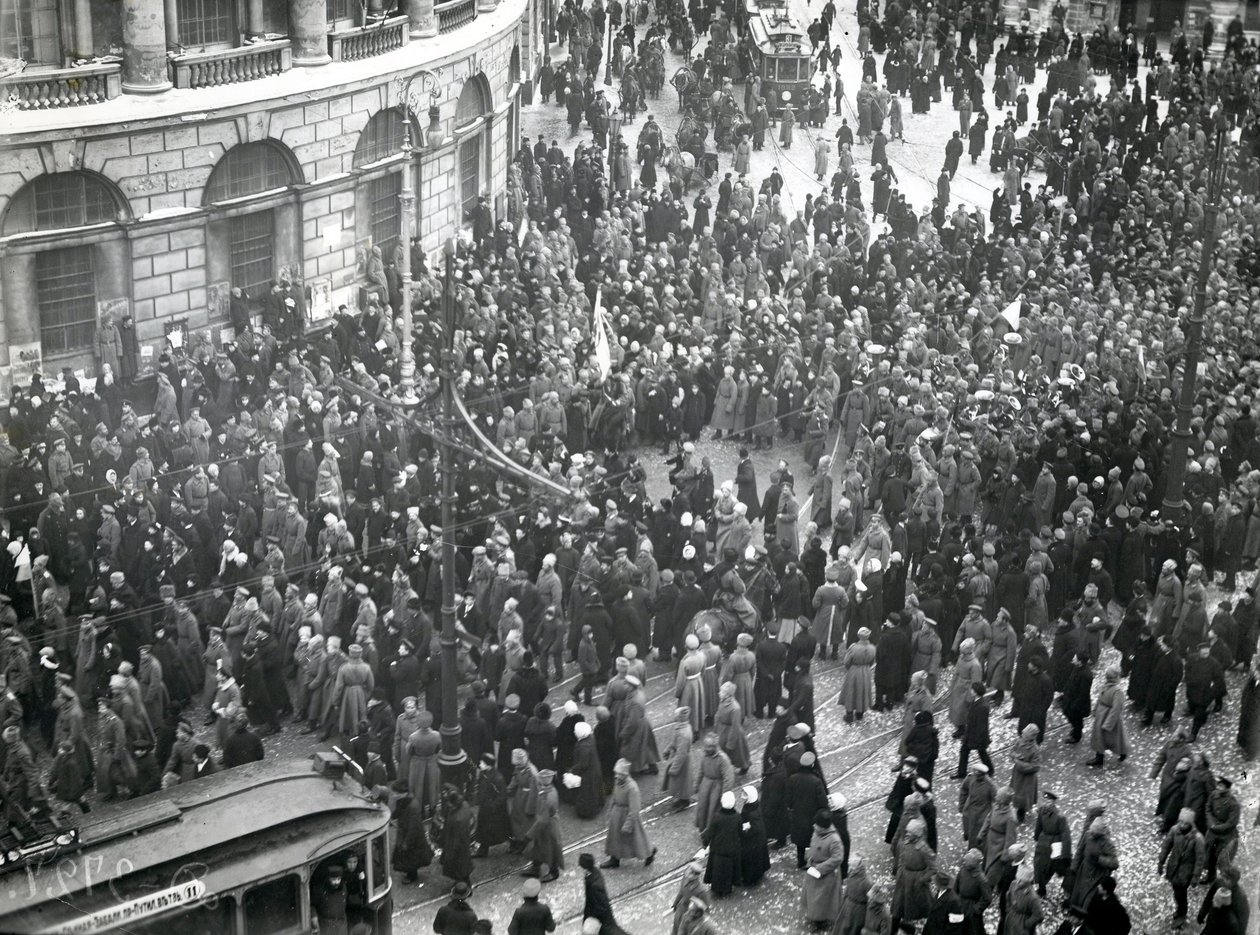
(0, 0, 540, 389)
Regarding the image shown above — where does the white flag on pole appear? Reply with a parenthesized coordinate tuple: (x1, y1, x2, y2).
(998, 297, 1021, 331)
(593, 287, 611, 382)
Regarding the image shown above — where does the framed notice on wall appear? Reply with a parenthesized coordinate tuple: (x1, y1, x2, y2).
(207, 281, 231, 321)
(308, 278, 333, 324)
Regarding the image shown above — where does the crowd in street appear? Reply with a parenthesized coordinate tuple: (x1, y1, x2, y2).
(2, 0, 1260, 932)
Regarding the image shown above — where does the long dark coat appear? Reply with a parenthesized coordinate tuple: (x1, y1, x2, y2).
(740, 800, 771, 884)
(701, 806, 744, 895)
(875, 623, 912, 697)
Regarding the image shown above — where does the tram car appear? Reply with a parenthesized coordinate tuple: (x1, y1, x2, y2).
(744, 0, 814, 115)
(0, 756, 393, 935)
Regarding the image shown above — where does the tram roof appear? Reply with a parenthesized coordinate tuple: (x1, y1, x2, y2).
(0, 758, 389, 922)
(746, 6, 809, 53)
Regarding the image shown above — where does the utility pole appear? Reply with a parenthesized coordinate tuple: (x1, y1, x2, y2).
(1161, 125, 1227, 525)
(437, 237, 467, 788)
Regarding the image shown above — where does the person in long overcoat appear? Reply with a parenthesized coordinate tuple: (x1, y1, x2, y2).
(958, 764, 996, 849)
(954, 848, 991, 934)
(839, 627, 876, 721)
(985, 610, 1018, 702)
(721, 633, 758, 714)
(508, 749, 541, 847)
(438, 788, 475, 885)
(694, 735, 735, 830)
(949, 639, 983, 735)
(660, 706, 695, 804)
(736, 451, 761, 522)
(1088, 665, 1130, 766)
(94, 698, 135, 801)
(571, 721, 606, 819)
(980, 789, 1019, 878)
(761, 749, 790, 846)
(788, 752, 830, 866)
(1004, 865, 1044, 935)
(740, 785, 771, 885)
(402, 710, 442, 815)
(715, 682, 751, 772)
(835, 856, 871, 935)
(862, 884, 893, 935)
(522, 769, 562, 883)
(1008, 725, 1040, 822)
(812, 565, 849, 657)
(1032, 794, 1071, 898)
(803, 810, 846, 926)
(891, 822, 936, 927)
(672, 858, 708, 935)
(330, 644, 374, 737)
(618, 680, 660, 773)
(701, 791, 744, 896)
(675, 637, 708, 734)
(777, 483, 801, 558)
(1067, 817, 1118, 914)
(874, 618, 911, 711)
(710, 367, 739, 436)
(472, 754, 512, 857)
(392, 792, 434, 881)
(603, 759, 655, 865)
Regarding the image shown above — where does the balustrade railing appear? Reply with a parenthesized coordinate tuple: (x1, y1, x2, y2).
(169, 39, 292, 89)
(435, 0, 478, 33)
(0, 63, 121, 109)
(329, 15, 410, 62)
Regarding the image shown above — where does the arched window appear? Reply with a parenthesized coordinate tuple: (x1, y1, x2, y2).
(455, 78, 489, 220)
(2, 171, 126, 236)
(2, 172, 131, 356)
(353, 109, 408, 169)
(204, 141, 299, 205)
(354, 109, 415, 260)
(204, 142, 301, 298)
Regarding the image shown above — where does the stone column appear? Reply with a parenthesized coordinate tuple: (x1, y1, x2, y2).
(73, 0, 95, 58)
(248, 0, 267, 36)
(289, 0, 332, 66)
(121, 0, 172, 93)
(408, 0, 437, 37)
(163, 0, 178, 46)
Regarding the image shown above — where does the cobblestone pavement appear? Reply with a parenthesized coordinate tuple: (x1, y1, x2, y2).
(370, 13, 1260, 935)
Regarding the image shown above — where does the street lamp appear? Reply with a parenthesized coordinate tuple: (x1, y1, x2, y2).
(395, 69, 443, 405)
(604, 9, 614, 87)
(436, 236, 467, 789)
(1161, 124, 1228, 525)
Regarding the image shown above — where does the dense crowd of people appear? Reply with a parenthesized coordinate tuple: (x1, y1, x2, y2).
(2, 0, 1260, 932)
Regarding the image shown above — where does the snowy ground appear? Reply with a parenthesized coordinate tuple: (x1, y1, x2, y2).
(398, 6, 1260, 933)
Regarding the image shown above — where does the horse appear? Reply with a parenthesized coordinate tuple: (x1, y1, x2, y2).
(682, 605, 752, 652)
(663, 145, 698, 191)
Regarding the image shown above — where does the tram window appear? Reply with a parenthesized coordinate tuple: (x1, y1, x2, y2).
(369, 831, 390, 900)
(797, 57, 811, 77)
(244, 874, 302, 932)
(129, 897, 235, 935)
(777, 59, 797, 80)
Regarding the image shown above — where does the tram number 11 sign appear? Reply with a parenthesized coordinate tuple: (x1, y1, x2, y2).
(35, 880, 208, 934)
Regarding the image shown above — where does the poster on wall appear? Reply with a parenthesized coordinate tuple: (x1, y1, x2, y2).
(308, 278, 333, 324)
(9, 342, 43, 390)
(207, 281, 231, 321)
(97, 296, 130, 324)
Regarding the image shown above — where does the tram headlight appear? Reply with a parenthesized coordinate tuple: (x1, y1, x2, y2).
(781, 90, 792, 102)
